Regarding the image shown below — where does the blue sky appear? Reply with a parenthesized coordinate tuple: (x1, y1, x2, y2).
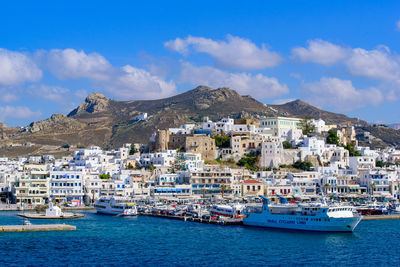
(1, 1, 400, 126)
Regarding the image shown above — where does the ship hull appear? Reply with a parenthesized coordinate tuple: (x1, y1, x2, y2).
(243, 214, 362, 232)
(96, 209, 137, 216)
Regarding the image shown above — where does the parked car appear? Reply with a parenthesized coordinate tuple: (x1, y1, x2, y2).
(173, 210, 185, 216)
(202, 214, 211, 220)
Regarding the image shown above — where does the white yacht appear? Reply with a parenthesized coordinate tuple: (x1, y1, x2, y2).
(243, 196, 362, 232)
(210, 203, 245, 218)
(94, 197, 137, 216)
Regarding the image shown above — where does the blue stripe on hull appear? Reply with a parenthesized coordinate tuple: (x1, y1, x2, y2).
(243, 215, 361, 232)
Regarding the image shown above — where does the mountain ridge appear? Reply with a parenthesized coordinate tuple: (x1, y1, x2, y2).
(0, 86, 398, 156)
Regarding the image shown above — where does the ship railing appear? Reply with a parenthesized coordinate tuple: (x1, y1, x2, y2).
(245, 206, 263, 214)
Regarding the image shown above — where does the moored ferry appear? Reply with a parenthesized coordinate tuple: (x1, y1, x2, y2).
(243, 196, 362, 232)
(210, 204, 245, 218)
(94, 197, 137, 216)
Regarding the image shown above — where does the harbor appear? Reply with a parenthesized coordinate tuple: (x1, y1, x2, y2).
(0, 210, 399, 266)
(92, 195, 400, 232)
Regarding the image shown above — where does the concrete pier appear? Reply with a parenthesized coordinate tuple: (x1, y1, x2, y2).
(362, 214, 400, 221)
(18, 212, 85, 219)
(139, 212, 243, 225)
(0, 224, 76, 232)
(0, 204, 94, 212)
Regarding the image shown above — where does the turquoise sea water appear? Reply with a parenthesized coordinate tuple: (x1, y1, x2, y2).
(0, 211, 399, 266)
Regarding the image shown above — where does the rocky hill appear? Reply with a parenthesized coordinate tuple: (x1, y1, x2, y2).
(269, 99, 367, 125)
(269, 100, 400, 147)
(0, 86, 399, 156)
(0, 86, 275, 152)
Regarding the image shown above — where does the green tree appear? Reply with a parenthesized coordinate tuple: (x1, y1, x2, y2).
(99, 174, 111, 179)
(343, 144, 362, 157)
(212, 135, 231, 148)
(282, 141, 294, 149)
(145, 163, 155, 171)
(324, 183, 330, 194)
(299, 116, 315, 135)
(326, 130, 339, 145)
(376, 160, 385, 168)
(237, 153, 259, 171)
(292, 160, 313, 171)
(129, 145, 137, 155)
(135, 162, 142, 170)
(370, 183, 376, 196)
(220, 184, 227, 198)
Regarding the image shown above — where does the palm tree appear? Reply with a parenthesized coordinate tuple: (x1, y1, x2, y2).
(91, 189, 95, 205)
(370, 183, 376, 196)
(220, 184, 227, 198)
(324, 183, 330, 195)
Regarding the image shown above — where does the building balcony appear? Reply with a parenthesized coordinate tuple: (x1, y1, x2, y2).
(15, 185, 29, 189)
(19, 178, 48, 182)
(15, 193, 48, 197)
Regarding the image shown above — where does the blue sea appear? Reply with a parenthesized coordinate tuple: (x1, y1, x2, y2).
(0, 211, 399, 266)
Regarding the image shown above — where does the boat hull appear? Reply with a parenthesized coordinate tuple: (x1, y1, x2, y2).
(243, 214, 362, 232)
(96, 209, 137, 216)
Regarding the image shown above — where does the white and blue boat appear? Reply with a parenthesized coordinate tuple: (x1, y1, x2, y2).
(94, 197, 137, 216)
(243, 195, 362, 232)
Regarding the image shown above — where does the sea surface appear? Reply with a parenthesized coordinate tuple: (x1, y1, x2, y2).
(0, 211, 399, 266)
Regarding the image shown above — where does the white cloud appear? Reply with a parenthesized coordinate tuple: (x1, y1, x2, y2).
(0, 48, 42, 86)
(165, 35, 282, 70)
(0, 105, 41, 121)
(302, 77, 383, 110)
(179, 63, 289, 98)
(346, 46, 400, 81)
(38, 49, 177, 100)
(44, 49, 112, 81)
(28, 84, 71, 102)
(103, 65, 177, 100)
(74, 89, 89, 99)
(0, 93, 18, 103)
(291, 39, 348, 65)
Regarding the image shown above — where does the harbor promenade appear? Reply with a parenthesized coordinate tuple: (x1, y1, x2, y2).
(0, 224, 76, 232)
(361, 214, 400, 220)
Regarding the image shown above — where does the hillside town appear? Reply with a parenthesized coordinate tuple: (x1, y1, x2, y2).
(0, 114, 399, 208)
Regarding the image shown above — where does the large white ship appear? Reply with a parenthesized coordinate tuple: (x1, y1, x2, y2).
(94, 197, 137, 216)
(243, 196, 362, 232)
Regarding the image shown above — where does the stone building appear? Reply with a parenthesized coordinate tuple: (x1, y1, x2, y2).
(152, 131, 217, 161)
(153, 129, 170, 151)
(260, 141, 300, 168)
(336, 125, 358, 146)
